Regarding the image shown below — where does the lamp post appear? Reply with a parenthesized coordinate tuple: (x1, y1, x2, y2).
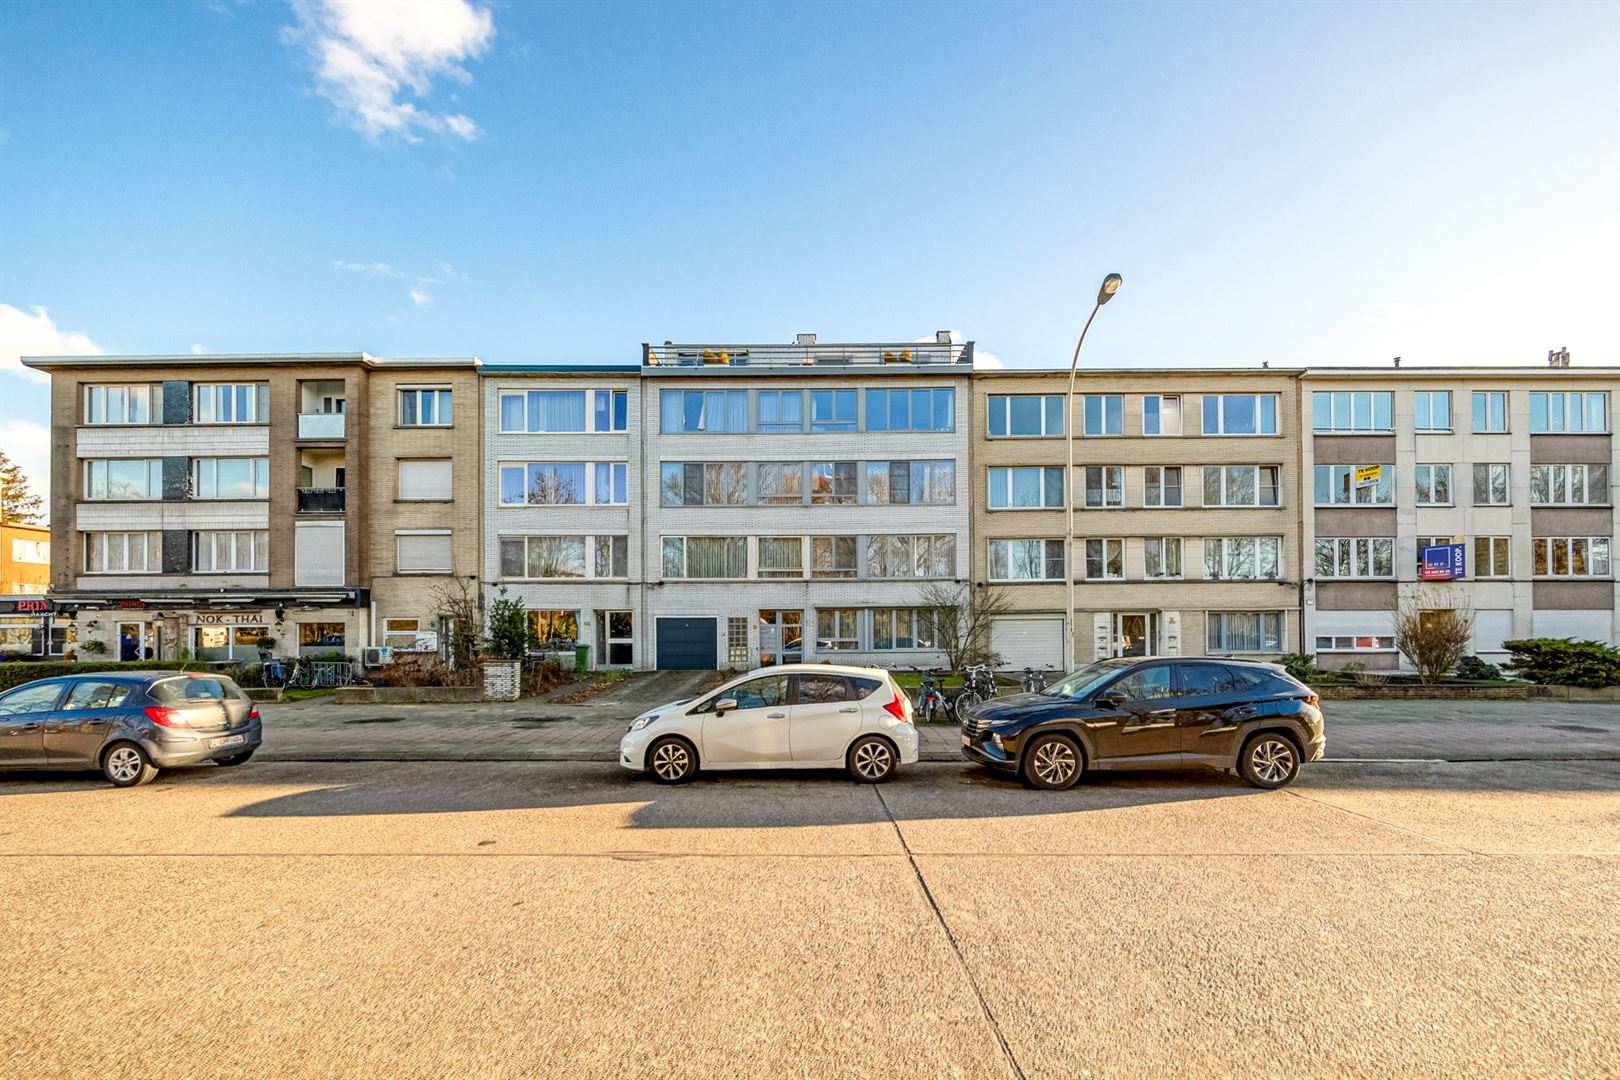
(1064, 273, 1123, 672)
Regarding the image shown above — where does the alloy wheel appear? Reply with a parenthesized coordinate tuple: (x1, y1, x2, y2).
(106, 747, 143, 784)
(1250, 738, 1295, 785)
(853, 741, 893, 780)
(651, 741, 690, 781)
(1031, 740, 1077, 786)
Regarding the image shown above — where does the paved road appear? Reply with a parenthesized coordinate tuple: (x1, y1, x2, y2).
(2, 760, 1616, 1078)
(258, 686, 1620, 763)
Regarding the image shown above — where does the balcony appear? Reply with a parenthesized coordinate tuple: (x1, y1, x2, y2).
(297, 487, 346, 513)
(643, 337, 973, 371)
(297, 413, 346, 440)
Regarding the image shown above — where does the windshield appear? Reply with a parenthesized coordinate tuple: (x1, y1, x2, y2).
(1041, 659, 1134, 700)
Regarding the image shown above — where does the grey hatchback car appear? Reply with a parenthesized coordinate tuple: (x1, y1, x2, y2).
(0, 671, 263, 787)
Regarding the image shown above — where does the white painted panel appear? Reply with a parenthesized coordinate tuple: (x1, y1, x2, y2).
(77, 426, 269, 458)
(1313, 609, 1396, 638)
(1092, 612, 1111, 662)
(1532, 610, 1613, 644)
(295, 522, 345, 586)
(1161, 610, 1182, 656)
(1473, 609, 1514, 654)
(991, 616, 1064, 672)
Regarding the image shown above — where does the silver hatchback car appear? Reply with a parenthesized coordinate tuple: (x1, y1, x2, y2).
(0, 671, 263, 787)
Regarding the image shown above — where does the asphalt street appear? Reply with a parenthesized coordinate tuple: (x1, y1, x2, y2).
(2, 759, 1616, 1079)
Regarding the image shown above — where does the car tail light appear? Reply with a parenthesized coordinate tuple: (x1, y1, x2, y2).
(882, 694, 908, 722)
(1303, 694, 1319, 708)
(248, 704, 260, 721)
(144, 706, 189, 728)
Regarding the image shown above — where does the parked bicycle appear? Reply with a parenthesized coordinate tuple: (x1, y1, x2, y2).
(909, 668, 954, 725)
(263, 656, 361, 690)
(954, 663, 1000, 712)
(1018, 665, 1055, 693)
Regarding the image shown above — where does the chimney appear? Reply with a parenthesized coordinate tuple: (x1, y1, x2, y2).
(1393, 356, 1401, 368)
(795, 333, 816, 345)
(1548, 347, 1570, 367)
(935, 330, 953, 344)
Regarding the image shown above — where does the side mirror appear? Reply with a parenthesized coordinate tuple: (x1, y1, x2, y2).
(714, 698, 738, 716)
(1096, 690, 1127, 709)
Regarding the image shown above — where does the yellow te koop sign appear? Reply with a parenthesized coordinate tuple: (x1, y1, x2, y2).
(1354, 464, 1383, 486)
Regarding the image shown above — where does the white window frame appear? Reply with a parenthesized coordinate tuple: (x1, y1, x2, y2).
(193, 383, 267, 425)
(396, 529, 453, 574)
(191, 458, 270, 500)
(1312, 391, 1393, 434)
(870, 608, 939, 650)
(1081, 394, 1124, 436)
(1083, 538, 1124, 580)
(817, 608, 860, 651)
(496, 389, 627, 434)
(1473, 463, 1510, 506)
(83, 531, 160, 574)
(1202, 465, 1280, 508)
(1314, 537, 1395, 579)
(83, 384, 152, 426)
(1531, 391, 1608, 434)
(1414, 463, 1453, 506)
(1413, 390, 1451, 432)
(1143, 537, 1183, 579)
(1474, 536, 1511, 579)
(398, 386, 453, 427)
(1203, 537, 1281, 580)
(1530, 464, 1610, 507)
(1471, 391, 1508, 433)
(1143, 466, 1182, 508)
(1203, 394, 1279, 436)
(988, 538, 1066, 582)
(660, 536, 748, 579)
(83, 459, 163, 501)
(1532, 537, 1612, 578)
(1315, 464, 1393, 506)
(1081, 466, 1125, 508)
(986, 394, 1064, 438)
(1314, 634, 1396, 652)
(192, 530, 268, 573)
(863, 534, 957, 579)
(1142, 395, 1181, 436)
(497, 461, 626, 507)
(988, 467, 1063, 510)
(1206, 611, 1285, 654)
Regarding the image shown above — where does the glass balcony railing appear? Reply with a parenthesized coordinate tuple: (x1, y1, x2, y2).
(297, 413, 346, 439)
(297, 487, 345, 513)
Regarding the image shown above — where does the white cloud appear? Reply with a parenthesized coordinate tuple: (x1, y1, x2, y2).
(0, 418, 52, 517)
(409, 287, 433, 307)
(190, 343, 209, 354)
(334, 259, 397, 275)
(0, 303, 103, 384)
(289, 0, 495, 143)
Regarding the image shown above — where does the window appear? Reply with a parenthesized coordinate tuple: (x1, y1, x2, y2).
(1204, 394, 1278, 435)
(989, 467, 1063, 509)
(660, 462, 749, 506)
(1084, 538, 1124, 580)
(811, 536, 858, 578)
(1314, 464, 1393, 505)
(1204, 537, 1281, 579)
(593, 463, 628, 505)
(1111, 666, 1173, 701)
(595, 389, 628, 432)
(194, 383, 268, 424)
(298, 623, 346, 655)
(528, 610, 580, 648)
(1473, 463, 1510, 506)
(809, 389, 857, 432)
(866, 534, 956, 578)
(382, 618, 427, 650)
(498, 462, 590, 505)
(757, 390, 805, 432)
(731, 674, 790, 709)
(810, 462, 858, 505)
(1082, 466, 1125, 508)
(1207, 612, 1284, 653)
(661, 390, 747, 433)
(989, 539, 1065, 582)
(1314, 635, 1395, 652)
(1414, 464, 1452, 505)
(1082, 394, 1123, 436)
(1414, 536, 1453, 575)
(83, 459, 162, 500)
(192, 530, 267, 573)
(816, 610, 859, 650)
(1471, 391, 1507, 433)
(83, 532, 160, 573)
(1203, 465, 1280, 507)
(0, 680, 68, 712)
(84, 384, 151, 425)
(662, 536, 746, 578)
(594, 535, 628, 578)
(1143, 466, 1182, 508)
(757, 462, 804, 505)
(727, 617, 749, 665)
(869, 460, 956, 505)
(987, 394, 1063, 437)
(865, 388, 954, 432)
(62, 681, 133, 710)
(872, 608, 937, 650)
(11, 538, 47, 564)
(1474, 536, 1511, 578)
(498, 536, 587, 578)
(1312, 391, 1392, 433)
(398, 387, 452, 427)
(1532, 537, 1612, 577)
(398, 459, 452, 501)
(1413, 391, 1451, 432)
(192, 458, 269, 500)
(192, 626, 269, 662)
(1144, 537, 1182, 579)
(1531, 392, 1607, 433)
(1530, 464, 1610, 506)
(758, 537, 804, 578)
(1314, 538, 1394, 578)
(396, 530, 452, 573)
(1143, 395, 1181, 436)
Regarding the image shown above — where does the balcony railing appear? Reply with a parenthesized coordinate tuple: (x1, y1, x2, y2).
(297, 413, 346, 439)
(643, 340, 972, 370)
(297, 487, 345, 513)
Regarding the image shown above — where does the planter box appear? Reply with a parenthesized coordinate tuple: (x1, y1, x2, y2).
(332, 686, 481, 705)
(483, 660, 522, 702)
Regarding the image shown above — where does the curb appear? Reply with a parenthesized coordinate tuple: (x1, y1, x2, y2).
(255, 751, 1620, 766)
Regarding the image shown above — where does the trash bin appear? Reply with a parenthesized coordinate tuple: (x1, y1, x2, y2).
(574, 644, 589, 675)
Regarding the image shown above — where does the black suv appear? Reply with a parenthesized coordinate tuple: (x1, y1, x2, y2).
(960, 656, 1324, 790)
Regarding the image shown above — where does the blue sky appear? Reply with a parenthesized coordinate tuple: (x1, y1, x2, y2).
(2, 0, 1617, 501)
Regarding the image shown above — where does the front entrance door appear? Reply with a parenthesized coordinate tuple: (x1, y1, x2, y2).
(1112, 613, 1157, 657)
(758, 609, 803, 666)
(117, 621, 156, 662)
(595, 610, 634, 667)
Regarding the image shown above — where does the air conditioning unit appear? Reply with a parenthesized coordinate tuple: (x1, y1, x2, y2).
(362, 646, 394, 668)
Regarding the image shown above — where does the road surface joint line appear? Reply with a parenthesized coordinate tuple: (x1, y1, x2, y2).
(1281, 787, 1479, 856)
(874, 786, 1027, 1080)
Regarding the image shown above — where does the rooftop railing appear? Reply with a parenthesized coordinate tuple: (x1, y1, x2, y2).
(643, 341, 973, 370)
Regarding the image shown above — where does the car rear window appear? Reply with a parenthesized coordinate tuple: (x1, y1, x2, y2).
(62, 682, 133, 710)
(150, 677, 230, 703)
(851, 677, 882, 700)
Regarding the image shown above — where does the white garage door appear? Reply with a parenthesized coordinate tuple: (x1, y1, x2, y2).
(991, 616, 1065, 672)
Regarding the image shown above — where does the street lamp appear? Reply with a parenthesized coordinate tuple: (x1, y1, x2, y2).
(1064, 273, 1123, 671)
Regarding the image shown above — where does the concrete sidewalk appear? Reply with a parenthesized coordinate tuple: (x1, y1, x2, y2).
(255, 692, 1620, 764)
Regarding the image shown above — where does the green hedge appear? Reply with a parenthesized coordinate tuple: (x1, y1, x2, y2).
(0, 659, 206, 692)
(1501, 638, 1620, 689)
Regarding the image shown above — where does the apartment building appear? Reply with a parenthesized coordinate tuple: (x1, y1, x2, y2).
(1301, 367, 1620, 670)
(2, 520, 50, 596)
(0, 521, 62, 658)
(481, 365, 642, 667)
(639, 336, 973, 670)
(971, 370, 1305, 670)
(21, 352, 481, 661)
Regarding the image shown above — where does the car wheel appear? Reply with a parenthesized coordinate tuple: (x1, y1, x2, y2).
(1239, 733, 1301, 789)
(1020, 733, 1082, 791)
(102, 742, 158, 788)
(216, 751, 256, 767)
(647, 736, 698, 784)
(846, 736, 897, 784)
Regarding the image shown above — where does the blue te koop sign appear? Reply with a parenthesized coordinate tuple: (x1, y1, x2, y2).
(1420, 543, 1467, 581)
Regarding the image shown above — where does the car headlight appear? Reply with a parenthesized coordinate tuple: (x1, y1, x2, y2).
(628, 714, 658, 732)
(990, 731, 1006, 749)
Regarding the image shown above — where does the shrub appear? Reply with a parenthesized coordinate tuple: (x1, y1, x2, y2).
(1501, 638, 1620, 688)
(1279, 653, 1319, 683)
(1395, 596, 1474, 684)
(1454, 655, 1503, 681)
(486, 586, 532, 660)
(0, 659, 196, 692)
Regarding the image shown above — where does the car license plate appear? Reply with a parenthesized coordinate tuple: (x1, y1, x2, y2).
(210, 734, 245, 749)
(961, 734, 971, 746)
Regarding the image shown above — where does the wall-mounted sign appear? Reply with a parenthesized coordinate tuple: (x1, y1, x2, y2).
(1353, 464, 1383, 487)
(117, 599, 147, 609)
(192, 613, 266, 625)
(1420, 543, 1467, 581)
(0, 599, 52, 614)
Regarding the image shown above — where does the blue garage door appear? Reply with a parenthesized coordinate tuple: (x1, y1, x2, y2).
(655, 617, 717, 670)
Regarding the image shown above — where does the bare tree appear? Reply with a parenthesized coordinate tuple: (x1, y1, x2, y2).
(920, 581, 1012, 672)
(429, 577, 484, 677)
(1395, 592, 1475, 684)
